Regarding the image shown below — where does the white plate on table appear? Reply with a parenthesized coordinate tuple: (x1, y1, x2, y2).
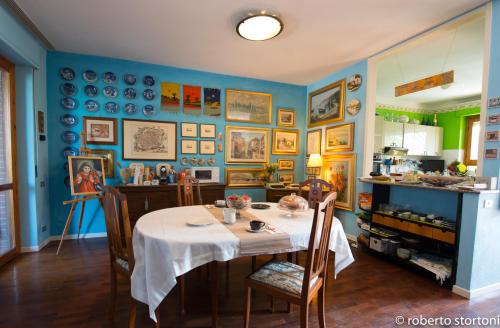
(246, 227, 266, 233)
(187, 218, 213, 227)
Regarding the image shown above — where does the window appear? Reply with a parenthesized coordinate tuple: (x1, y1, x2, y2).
(464, 115, 480, 166)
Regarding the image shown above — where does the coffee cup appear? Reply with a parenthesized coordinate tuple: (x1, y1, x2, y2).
(250, 220, 265, 231)
(223, 208, 236, 224)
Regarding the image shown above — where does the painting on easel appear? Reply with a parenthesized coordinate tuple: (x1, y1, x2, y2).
(68, 156, 106, 196)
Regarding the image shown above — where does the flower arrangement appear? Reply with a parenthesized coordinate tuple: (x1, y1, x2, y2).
(261, 163, 278, 182)
(226, 194, 252, 218)
(447, 160, 468, 177)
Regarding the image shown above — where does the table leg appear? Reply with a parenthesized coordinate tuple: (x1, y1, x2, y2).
(210, 261, 218, 328)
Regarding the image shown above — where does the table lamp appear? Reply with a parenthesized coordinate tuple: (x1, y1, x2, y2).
(307, 153, 323, 179)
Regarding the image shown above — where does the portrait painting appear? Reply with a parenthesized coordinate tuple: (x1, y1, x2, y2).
(68, 156, 106, 196)
(160, 82, 180, 112)
(226, 89, 272, 124)
(225, 168, 265, 188)
(183, 85, 202, 115)
(308, 79, 345, 128)
(84, 117, 117, 145)
(122, 119, 177, 160)
(322, 154, 356, 211)
(225, 126, 269, 164)
(204, 88, 221, 116)
(325, 123, 354, 153)
(272, 129, 299, 155)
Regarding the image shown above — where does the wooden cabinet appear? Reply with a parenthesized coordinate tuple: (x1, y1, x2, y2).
(266, 188, 298, 202)
(383, 121, 404, 148)
(118, 184, 225, 225)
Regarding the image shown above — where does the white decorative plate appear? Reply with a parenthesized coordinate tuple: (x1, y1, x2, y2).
(187, 218, 213, 227)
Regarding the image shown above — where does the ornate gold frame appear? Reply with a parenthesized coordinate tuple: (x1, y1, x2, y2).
(308, 79, 345, 128)
(277, 159, 294, 170)
(324, 122, 355, 153)
(225, 89, 272, 124)
(272, 128, 299, 155)
(277, 108, 296, 127)
(321, 153, 356, 211)
(225, 167, 265, 188)
(225, 126, 270, 164)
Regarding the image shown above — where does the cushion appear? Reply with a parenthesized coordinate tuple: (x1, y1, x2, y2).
(115, 258, 129, 271)
(249, 261, 317, 295)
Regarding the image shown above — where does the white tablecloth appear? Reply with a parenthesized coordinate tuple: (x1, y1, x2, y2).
(131, 203, 354, 321)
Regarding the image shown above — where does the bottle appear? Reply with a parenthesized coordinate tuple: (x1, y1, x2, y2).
(433, 113, 438, 126)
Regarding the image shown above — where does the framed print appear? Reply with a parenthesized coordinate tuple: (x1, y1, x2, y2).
(160, 82, 180, 112)
(486, 131, 500, 142)
(278, 159, 294, 170)
(68, 156, 106, 196)
(278, 173, 294, 184)
(225, 126, 270, 164)
(322, 154, 356, 211)
(90, 149, 115, 178)
(181, 122, 198, 137)
(200, 140, 216, 154)
(226, 89, 272, 124)
(307, 129, 322, 156)
(325, 123, 354, 153)
(200, 123, 216, 138)
(308, 79, 345, 128)
(122, 119, 177, 160)
(272, 129, 299, 155)
(204, 87, 221, 116)
(83, 117, 117, 145)
(183, 85, 202, 115)
(277, 108, 296, 127)
(488, 114, 500, 125)
(181, 139, 198, 154)
(226, 168, 265, 188)
(485, 148, 498, 159)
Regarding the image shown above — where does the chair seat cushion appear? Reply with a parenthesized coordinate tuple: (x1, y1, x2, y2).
(115, 258, 129, 271)
(249, 261, 317, 295)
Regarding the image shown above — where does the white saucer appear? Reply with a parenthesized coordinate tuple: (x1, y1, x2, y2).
(187, 218, 213, 227)
(246, 227, 265, 233)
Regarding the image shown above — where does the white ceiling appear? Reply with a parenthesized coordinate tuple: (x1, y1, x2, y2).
(15, 0, 488, 85)
(376, 13, 485, 109)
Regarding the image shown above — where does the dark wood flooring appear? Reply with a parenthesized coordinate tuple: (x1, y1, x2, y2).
(1, 238, 499, 327)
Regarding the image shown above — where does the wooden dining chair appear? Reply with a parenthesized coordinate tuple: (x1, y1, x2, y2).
(243, 191, 337, 328)
(103, 186, 160, 328)
(298, 179, 333, 209)
(177, 175, 202, 206)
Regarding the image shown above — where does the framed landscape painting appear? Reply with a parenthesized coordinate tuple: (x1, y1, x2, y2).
(278, 159, 294, 170)
(325, 123, 354, 153)
(322, 154, 356, 211)
(83, 117, 117, 145)
(204, 87, 221, 116)
(160, 82, 180, 112)
(272, 129, 299, 155)
(226, 89, 272, 124)
(308, 79, 345, 128)
(226, 168, 265, 188)
(68, 156, 106, 196)
(277, 108, 295, 127)
(225, 126, 269, 164)
(183, 85, 202, 115)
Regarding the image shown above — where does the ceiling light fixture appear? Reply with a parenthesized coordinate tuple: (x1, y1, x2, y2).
(236, 14, 283, 41)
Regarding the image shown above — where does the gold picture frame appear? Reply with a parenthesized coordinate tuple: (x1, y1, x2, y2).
(225, 126, 270, 164)
(308, 79, 345, 128)
(225, 168, 265, 188)
(225, 89, 272, 124)
(278, 173, 294, 185)
(272, 129, 299, 155)
(68, 156, 106, 196)
(306, 129, 322, 156)
(324, 123, 354, 153)
(277, 108, 296, 127)
(322, 153, 356, 211)
(277, 159, 295, 170)
(90, 149, 115, 178)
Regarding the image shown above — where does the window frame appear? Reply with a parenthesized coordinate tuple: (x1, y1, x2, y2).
(463, 114, 480, 166)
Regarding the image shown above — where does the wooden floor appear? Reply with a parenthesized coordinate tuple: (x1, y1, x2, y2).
(1, 238, 499, 328)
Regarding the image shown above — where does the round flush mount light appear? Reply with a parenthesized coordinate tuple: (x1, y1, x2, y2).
(237, 14, 283, 41)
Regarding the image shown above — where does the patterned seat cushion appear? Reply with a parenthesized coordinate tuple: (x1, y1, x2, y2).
(115, 258, 129, 271)
(249, 261, 317, 295)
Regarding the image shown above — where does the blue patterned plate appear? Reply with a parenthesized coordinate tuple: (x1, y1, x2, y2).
(82, 70, 98, 83)
(60, 83, 78, 96)
(84, 85, 99, 97)
(143, 89, 156, 100)
(124, 88, 136, 99)
(59, 67, 75, 81)
(143, 104, 155, 116)
(123, 73, 136, 85)
(105, 102, 120, 113)
(103, 86, 118, 98)
(61, 97, 78, 110)
(62, 146, 79, 157)
(61, 131, 79, 144)
(60, 114, 79, 127)
(124, 103, 138, 115)
(143, 75, 155, 86)
(103, 71, 117, 84)
(84, 100, 100, 112)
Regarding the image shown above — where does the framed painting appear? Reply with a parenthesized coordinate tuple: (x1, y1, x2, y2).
(90, 149, 115, 178)
(160, 82, 181, 112)
(278, 173, 294, 185)
(226, 89, 272, 124)
(183, 85, 202, 115)
(122, 119, 177, 161)
(204, 87, 221, 116)
(322, 154, 356, 211)
(200, 140, 216, 154)
(277, 108, 295, 127)
(272, 129, 299, 155)
(308, 79, 345, 128)
(325, 123, 354, 153)
(307, 129, 322, 156)
(83, 117, 117, 145)
(226, 168, 265, 188)
(277, 159, 294, 170)
(181, 122, 198, 137)
(181, 139, 198, 154)
(68, 156, 106, 196)
(225, 126, 270, 164)
(200, 123, 216, 138)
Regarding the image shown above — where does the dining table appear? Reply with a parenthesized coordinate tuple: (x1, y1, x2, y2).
(131, 202, 354, 326)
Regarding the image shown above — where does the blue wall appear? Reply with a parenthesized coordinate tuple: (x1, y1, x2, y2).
(47, 51, 307, 236)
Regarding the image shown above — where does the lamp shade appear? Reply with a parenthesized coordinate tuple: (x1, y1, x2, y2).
(307, 154, 323, 167)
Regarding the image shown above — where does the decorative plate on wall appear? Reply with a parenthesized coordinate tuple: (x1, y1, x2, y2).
(124, 88, 136, 99)
(208, 158, 215, 166)
(59, 67, 75, 81)
(83, 70, 98, 83)
(84, 100, 99, 112)
(143, 104, 155, 116)
(190, 158, 198, 165)
(198, 158, 206, 166)
(124, 103, 138, 115)
(143, 89, 156, 100)
(84, 85, 98, 97)
(60, 114, 79, 127)
(103, 86, 118, 98)
(60, 83, 78, 96)
(103, 71, 117, 84)
(61, 97, 78, 110)
(143, 75, 155, 86)
(347, 98, 361, 116)
(62, 146, 79, 157)
(105, 102, 120, 114)
(181, 157, 188, 165)
(123, 73, 136, 85)
(61, 131, 79, 144)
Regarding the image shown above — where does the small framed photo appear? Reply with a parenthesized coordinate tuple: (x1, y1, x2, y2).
(277, 108, 296, 127)
(200, 123, 216, 138)
(278, 173, 294, 185)
(181, 122, 198, 137)
(486, 131, 500, 142)
(277, 159, 294, 170)
(84, 117, 117, 145)
(181, 139, 198, 154)
(200, 140, 215, 154)
(68, 156, 106, 196)
(90, 149, 115, 178)
(488, 115, 500, 125)
(485, 148, 498, 159)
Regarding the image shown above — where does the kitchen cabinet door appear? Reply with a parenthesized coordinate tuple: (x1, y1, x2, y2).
(404, 124, 427, 155)
(374, 116, 384, 153)
(383, 121, 404, 148)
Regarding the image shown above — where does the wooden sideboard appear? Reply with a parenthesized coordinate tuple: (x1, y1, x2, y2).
(118, 184, 225, 225)
(266, 187, 298, 202)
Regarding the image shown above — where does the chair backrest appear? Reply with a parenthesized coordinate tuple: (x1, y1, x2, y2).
(103, 186, 135, 272)
(301, 191, 337, 295)
(177, 175, 202, 206)
(298, 179, 332, 208)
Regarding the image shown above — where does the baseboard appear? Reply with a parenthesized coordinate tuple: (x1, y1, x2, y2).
(453, 281, 500, 299)
(20, 232, 107, 253)
(20, 236, 51, 253)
